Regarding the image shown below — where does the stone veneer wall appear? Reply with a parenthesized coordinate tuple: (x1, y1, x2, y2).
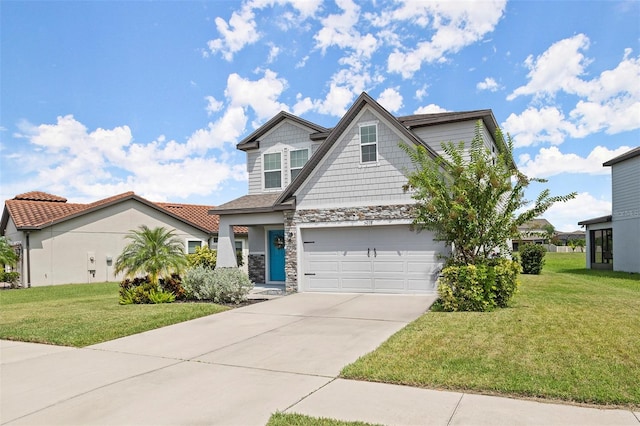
(283, 210, 297, 293)
(248, 254, 265, 284)
(285, 204, 415, 292)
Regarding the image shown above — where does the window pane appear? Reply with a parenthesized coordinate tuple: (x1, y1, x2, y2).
(361, 144, 377, 162)
(264, 153, 281, 171)
(291, 168, 302, 181)
(290, 149, 308, 168)
(265, 170, 281, 188)
(187, 241, 201, 254)
(360, 125, 377, 143)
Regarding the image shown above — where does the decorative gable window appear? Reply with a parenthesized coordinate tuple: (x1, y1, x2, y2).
(360, 123, 378, 163)
(290, 149, 309, 181)
(263, 152, 282, 189)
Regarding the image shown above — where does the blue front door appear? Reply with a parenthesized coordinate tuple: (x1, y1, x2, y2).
(268, 229, 286, 282)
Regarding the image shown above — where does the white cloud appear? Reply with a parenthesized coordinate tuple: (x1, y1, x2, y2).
(383, 0, 507, 78)
(503, 106, 574, 147)
(414, 104, 449, 114)
(225, 70, 289, 123)
(508, 34, 591, 101)
(314, 0, 378, 58)
(11, 114, 247, 203)
(207, 5, 260, 61)
(267, 43, 281, 63)
(205, 96, 224, 116)
(415, 85, 429, 101)
(377, 87, 403, 113)
(476, 77, 500, 92)
(505, 38, 640, 144)
(543, 192, 611, 232)
(517, 145, 633, 179)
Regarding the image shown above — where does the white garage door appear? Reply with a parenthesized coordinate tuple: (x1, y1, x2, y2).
(301, 225, 447, 293)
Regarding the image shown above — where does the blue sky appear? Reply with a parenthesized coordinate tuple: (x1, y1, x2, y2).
(1, 0, 638, 231)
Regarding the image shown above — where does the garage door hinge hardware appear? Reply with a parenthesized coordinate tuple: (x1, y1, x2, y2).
(304, 273, 316, 276)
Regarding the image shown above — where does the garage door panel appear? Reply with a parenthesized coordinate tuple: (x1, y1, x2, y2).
(373, 278, 406, 291)
(373, 261, 405, 273)
(341, 278, 374, 291)
(307, 277, 340, 290)
(302, 225, 444, 294)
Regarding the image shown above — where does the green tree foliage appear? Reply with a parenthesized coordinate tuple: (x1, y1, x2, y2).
(114, 225, 187, 288)
(187, 245, 217, 269)
(401, 122, 576, 265)
(520, 244, 547, 274)
(543, 224, 556, 244)
(0, 237, 18, 267)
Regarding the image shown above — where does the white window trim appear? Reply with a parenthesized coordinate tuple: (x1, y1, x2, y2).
(359, 122, 379, 166)
(289, 147, 309, 181)
(262, 151, 283, 191)
(186, 239, 204, 254)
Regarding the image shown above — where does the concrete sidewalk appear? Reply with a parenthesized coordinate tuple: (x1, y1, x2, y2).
(1, 293, 639, 425)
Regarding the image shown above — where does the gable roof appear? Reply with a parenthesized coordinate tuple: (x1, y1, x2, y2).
(2, 192, 247, 235)
(236, 111, 330, 152)
(214, 91, 506, 215)
(274, 91, 442, 206)
(603, 146, 640, 166)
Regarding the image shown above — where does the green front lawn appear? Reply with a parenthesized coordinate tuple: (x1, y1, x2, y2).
(0, 282, 227, 347)
(267, 413, 380, 426)
(342, 253, 640, 408)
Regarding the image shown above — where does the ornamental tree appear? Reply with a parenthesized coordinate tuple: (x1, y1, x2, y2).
(401, 122, 576, 265)
(114, 225, 187, 287)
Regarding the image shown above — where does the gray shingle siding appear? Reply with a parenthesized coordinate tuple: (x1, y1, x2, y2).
(611, 156, 640, 221)
(296, 108, 415, 209)
(247, 122, 317, 194)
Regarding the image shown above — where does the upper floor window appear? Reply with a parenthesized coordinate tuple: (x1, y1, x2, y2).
(360, 124, 378, 163)
(290, 149, 309, 181)
(264, 152, 282, 189)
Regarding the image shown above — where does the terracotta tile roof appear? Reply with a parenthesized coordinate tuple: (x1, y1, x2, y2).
(156, 202, 247, 234)
(2, 191, 246, 234)
(13, 191, 68, 202)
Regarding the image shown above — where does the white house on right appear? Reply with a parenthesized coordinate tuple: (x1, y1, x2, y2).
(579, 146, 640, 273)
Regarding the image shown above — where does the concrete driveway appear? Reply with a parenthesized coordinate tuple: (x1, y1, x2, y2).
(1, 293, 436, 425)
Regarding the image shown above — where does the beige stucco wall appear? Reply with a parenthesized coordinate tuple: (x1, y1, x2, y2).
(17, 199, 213, 286)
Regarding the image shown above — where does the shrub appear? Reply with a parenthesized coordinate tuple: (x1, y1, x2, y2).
(159, 273, 186, 300)
(0, 271, 20, 288)
(520, 244, 547, 274)
(492, 257, 522, 308)
(436, 258, 520, 312)
(119, 275, 178, 304)
(182, 266, 253, 304)
(187, 246, 217, 269)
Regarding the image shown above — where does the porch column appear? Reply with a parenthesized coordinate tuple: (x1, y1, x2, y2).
(217, 217, 237, 268)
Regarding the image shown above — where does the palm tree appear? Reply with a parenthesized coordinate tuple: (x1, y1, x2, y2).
(114, 225, 187, 287)
(0, 237, 18, 267)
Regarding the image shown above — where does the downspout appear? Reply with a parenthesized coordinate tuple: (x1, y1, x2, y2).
(25, 231, 31, 288)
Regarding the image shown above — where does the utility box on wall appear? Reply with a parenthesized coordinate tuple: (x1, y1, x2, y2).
(87, 251, 96, 280)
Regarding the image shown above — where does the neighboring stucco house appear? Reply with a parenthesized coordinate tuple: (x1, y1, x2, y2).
(0, 191, 247, 286)
(579, 146, 640, 273)
(512, 218, 554, 251)
(212, 92, 507, 294)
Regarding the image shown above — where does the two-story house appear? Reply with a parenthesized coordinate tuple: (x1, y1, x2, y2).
(211, 92, 505, 294)
(579, 146, 640, 273)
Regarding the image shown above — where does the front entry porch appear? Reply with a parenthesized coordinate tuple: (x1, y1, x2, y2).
(216, 211, 288, 289)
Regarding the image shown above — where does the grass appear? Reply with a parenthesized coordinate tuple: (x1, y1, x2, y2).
(0, 282, 228, 347)
(267, 413, 381, 426)
(341, 252, 640, 408)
